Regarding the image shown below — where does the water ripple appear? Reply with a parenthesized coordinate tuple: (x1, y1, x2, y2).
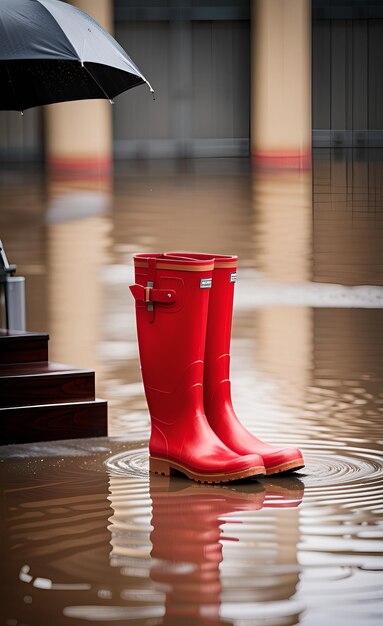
(106, 448, 149, 479)
(300, 449, 383, 486)
(105, 445, 383, 510)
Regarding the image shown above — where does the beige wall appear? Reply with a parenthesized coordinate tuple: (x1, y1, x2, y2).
(45, 0, 113, 172)
(251, 0, 311, 166)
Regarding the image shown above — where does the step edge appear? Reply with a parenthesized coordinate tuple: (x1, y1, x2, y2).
(0, 368, 95, 379)
(0, 398, 107, 410)
(0, 332, 49, 341)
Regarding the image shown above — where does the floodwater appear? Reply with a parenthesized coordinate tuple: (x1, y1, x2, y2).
(1, 150, 383, 625)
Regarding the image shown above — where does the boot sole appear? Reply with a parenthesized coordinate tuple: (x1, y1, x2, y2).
(150, 456, 265, 484)
(266, 458, 305, 475)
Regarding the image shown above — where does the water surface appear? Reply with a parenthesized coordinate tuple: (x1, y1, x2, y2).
(1, 151, 383, 625)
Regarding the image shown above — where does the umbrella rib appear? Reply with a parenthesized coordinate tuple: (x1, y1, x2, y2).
(81, 62, 114, 104)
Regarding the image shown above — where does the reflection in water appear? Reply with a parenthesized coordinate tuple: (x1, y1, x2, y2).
(251, 168, 312, 413)
(107, 468, 304, 626)
(252, 168, 312, 283)
(149, 478, 262, 626)
(313, 153, 383, 286)
(0, 152, 383, 624)
(0, 167, 48, 330)
(0, 448, 301, 626)
(0, 438, 382, 625)
(1, 451, 112, 625)
(46, 177, 112, 370)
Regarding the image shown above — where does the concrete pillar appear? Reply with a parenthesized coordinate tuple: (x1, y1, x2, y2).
(45, 0, 113, 175)
(251, 0, 311, 168)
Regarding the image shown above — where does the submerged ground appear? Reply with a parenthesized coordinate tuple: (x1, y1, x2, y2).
(1, 150, 382, 625)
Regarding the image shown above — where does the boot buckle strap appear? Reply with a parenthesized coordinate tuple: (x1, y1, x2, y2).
(146, 286, 176, 303)
(129, 283, 176, 305)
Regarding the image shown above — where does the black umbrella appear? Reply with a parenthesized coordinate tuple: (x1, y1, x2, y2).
(0, 0, 153, 112)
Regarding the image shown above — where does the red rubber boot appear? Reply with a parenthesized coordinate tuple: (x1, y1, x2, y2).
(165, 253, 305, 475)
(129, 253, 265, 483)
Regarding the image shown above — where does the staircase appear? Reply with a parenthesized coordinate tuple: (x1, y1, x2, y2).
(0, 330, 108, 445)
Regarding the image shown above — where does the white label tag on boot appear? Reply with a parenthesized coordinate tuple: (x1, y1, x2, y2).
(200, 278, 212, 289)
(230, 272, 237, 283)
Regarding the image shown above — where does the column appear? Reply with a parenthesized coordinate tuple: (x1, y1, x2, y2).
(251, 0, 311, 168)
(45, 0, 113, 175)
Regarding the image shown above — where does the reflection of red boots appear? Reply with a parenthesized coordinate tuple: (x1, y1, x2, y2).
(149, 475, 266, 626)
(262, 475, 305, 507)
(165, 253, 305, 475)
(149, 474, 304, 625)
(130, 253, 265, 483)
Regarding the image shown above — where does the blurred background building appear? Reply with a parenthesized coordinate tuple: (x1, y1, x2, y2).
(0, 0, 382, 168)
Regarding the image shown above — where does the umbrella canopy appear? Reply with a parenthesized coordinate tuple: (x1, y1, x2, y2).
(0, 0, 153, 111)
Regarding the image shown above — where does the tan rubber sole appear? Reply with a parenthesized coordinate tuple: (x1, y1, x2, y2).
(150, 456, 265, 484)
(266, 458, 305, 475)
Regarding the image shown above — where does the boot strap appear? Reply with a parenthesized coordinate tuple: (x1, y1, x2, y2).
(130, 284, 176, 304)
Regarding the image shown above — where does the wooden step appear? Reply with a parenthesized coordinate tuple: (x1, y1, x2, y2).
(0, 399, 108, 445)
(0, 328, 108, 444)
(0, 330, 49, 363)
(0, 362, 95, 408)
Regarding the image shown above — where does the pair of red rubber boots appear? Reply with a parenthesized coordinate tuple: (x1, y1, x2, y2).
(130, 252, 304, 483)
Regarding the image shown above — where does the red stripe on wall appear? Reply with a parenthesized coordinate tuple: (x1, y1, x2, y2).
(48, 156, 112, 175)
(252, 150, 312, 169)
